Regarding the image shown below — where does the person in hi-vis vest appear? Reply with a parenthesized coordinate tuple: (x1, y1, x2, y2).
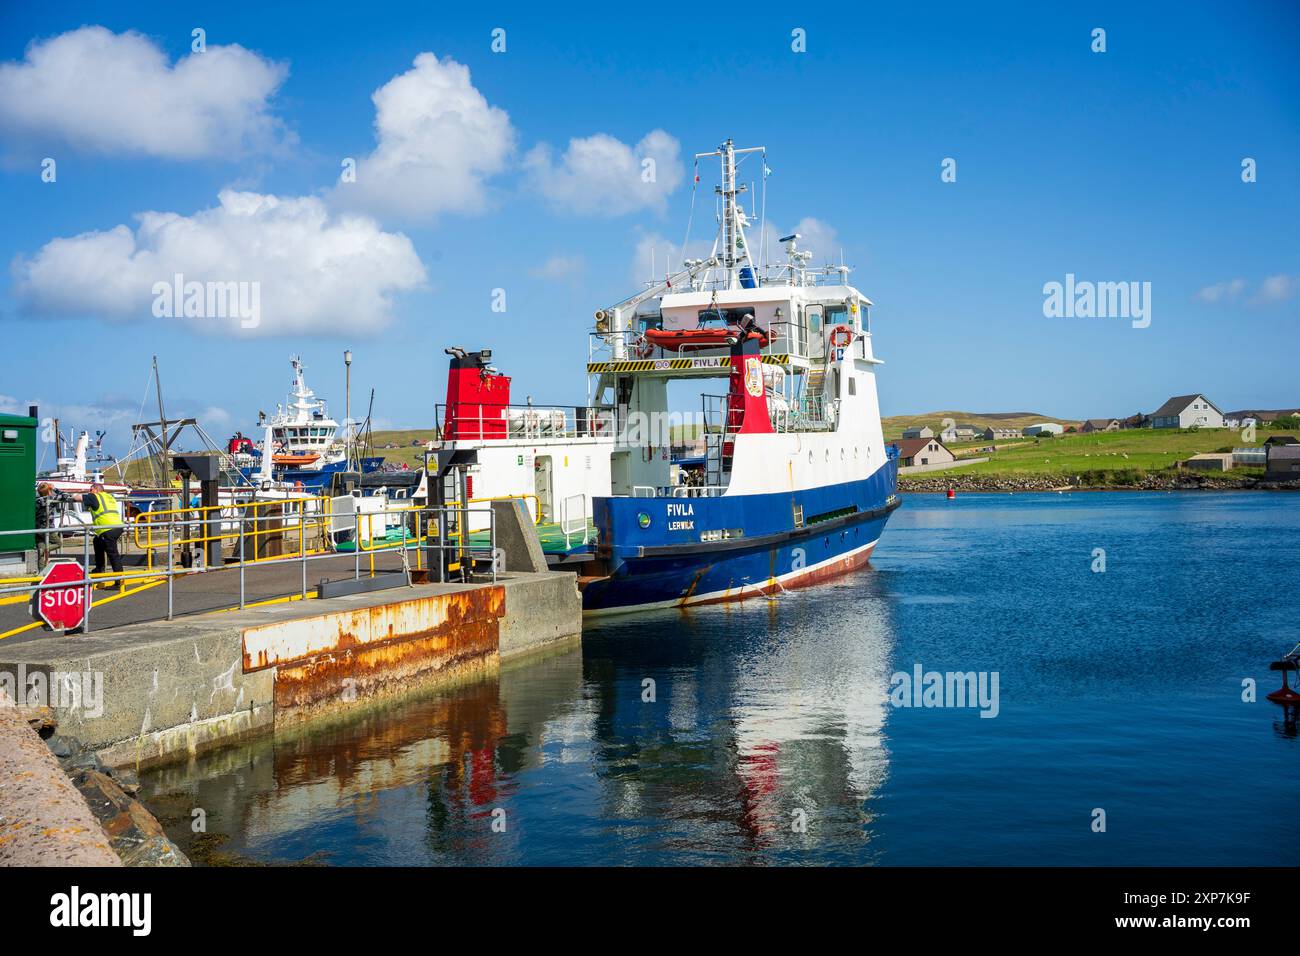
(72, 482, 125, 587)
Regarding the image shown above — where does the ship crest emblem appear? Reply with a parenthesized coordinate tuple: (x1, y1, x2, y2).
(744, 357, 763, 398)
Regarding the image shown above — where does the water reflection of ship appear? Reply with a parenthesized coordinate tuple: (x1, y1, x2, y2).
(142, 647, 585, 863)
(140, 577, 897, 863)
(581, 578, 895, 856)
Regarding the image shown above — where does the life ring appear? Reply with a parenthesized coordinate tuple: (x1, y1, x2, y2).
(830, 325, 853, 348)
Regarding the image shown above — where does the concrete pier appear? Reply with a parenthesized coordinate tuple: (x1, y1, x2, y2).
(0, 690, 122, 867)
(0, 570, 581, 770)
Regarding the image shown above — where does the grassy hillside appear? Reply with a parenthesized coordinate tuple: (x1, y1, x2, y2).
(901, 426, 1299, 479)
(882, 410, 1083, 440)
(369, 429, 440, 468)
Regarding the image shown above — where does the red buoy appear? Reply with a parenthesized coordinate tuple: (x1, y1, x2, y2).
(946, 487, 956, 499)
(1266, 653, 1300, 705)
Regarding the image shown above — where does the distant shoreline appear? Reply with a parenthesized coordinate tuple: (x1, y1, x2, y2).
(899, 475, 1300, 493)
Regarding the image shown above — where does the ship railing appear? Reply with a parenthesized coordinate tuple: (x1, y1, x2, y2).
(435, 403, 615, 441)
(770, 395, 839, 433)
(618, 485, 726, 499)
(0, 500, 500, 638)
(587, 321, 814, 368)
(670, 484, 726, 498)
(559, 493, 590, 548)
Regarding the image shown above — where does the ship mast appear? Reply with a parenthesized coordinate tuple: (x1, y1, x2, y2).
(696, 138, 764, 289)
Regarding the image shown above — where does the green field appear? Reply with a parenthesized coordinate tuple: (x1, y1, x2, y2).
(881, 410, 1083, 441)
(904, 426, 1298, 479)
(307, 410, 1300, 486)
(369, 429, 440, 469)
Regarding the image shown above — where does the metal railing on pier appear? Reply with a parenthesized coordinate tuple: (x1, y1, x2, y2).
(0, 499, 499, 639)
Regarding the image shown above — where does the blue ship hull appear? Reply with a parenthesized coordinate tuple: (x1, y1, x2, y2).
(238, 456, 385, 489)
(582, 457, 899, 615)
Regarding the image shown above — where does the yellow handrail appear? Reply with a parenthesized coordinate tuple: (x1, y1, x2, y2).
(132, 494, 334, 567)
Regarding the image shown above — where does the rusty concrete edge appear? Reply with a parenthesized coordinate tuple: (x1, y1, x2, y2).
(271, 652, 499, 731)
(0, 689, 122, 867)
(239, 584, 507, 674)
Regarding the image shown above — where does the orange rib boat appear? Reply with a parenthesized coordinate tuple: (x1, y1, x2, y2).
(644, 327, 768, 352)
(272, 452, 321, 467)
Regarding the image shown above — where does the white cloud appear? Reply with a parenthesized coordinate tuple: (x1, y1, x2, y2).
(1252, 273, 1298, 304)
(12, 189, 426, 337)
(752, 217, 841, 266)
(202, 406, 233, 427)
(1195, 275, 1297, 305)
(1195, 278, 1246, 303)
(333, 53, 514, 221)
(529, 254, 585, 281)
(0, 26, 288, 159)
(785, 217, 840, 264)
(630, 232, 712, 286)
(524, 130, 684, 216)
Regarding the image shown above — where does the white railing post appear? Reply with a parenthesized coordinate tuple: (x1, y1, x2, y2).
(81, 527, 91, 633)
(166, 520, 174, 621)
(238, 512, 246, 609)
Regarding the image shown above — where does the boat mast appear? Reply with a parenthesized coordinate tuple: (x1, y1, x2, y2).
(696, 138, 764, 289)
(153, 355, 169, 487)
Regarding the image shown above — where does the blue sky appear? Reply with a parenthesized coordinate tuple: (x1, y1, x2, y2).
(1, 1, 1297, 455)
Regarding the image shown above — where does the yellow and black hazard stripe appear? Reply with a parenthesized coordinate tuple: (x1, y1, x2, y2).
(586, 354, 792, 374)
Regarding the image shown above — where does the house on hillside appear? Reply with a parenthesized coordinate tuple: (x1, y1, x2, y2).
(901, 426, 934, 439)
(1225, 409, 1300, 426)
(895, 437, 955, 469)
(1022, 423, 1064, 437)
(981, 427, 1020, 440)
(1081, 418, 1120, 433)
(1150, 394, 1224, 429)
(1119, 413, 1149, 429)
(939, 424, 980, 442)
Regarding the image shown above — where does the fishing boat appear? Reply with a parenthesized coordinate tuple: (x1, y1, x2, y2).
(230, 356, 384, 490)
(576, 138, 899, 614)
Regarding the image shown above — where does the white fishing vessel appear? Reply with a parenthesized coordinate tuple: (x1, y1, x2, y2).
(255, 356, 345, 469)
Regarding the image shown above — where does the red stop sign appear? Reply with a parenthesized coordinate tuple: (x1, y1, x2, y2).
(33, 561, 88, 631)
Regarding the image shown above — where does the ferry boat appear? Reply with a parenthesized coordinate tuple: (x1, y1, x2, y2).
(578, 139, 899, 614)
(436, 138, 899, 613)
